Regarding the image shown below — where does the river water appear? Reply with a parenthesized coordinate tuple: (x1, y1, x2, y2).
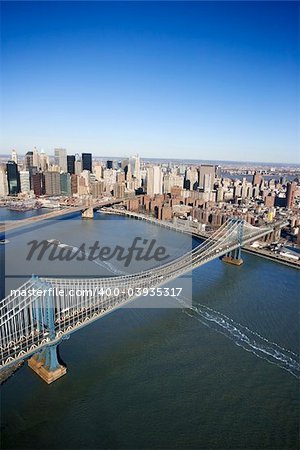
(0, 210, 299, 449)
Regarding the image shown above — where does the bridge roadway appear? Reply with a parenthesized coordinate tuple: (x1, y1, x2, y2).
(0, 218, 275, 369)
(0, 197, 127, 234)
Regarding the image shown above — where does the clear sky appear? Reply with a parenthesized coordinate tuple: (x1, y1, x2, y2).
(0, 1, 299, 163)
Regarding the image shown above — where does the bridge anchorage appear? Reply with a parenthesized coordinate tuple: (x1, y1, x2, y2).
(0, 217, 283, 383)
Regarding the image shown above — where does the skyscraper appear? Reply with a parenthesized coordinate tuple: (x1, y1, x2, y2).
(32, 173, 45, 196)
(286, 182, 296, 209)
(146, 166, 162, 196)
(44, 172, 61, 195)
(82, 153, 92, 172)
(11, 149, 17, 164)
(60, 173, 71, 195)
(39, 150, 49, 172)
(33, 148, 40, 169)
(106, 160, 113, 169)
(54, 148, 67, 172)
(252, 171, 263, 186)
(184, 167, 198, 190)
(131, 154, 141, 187)
(67, 155, 75, 175)
(6, 161, 20, 195)
(25, 151, 34, 171)
(198, 165, 216, 191)
(0, 166, 8, 196)
(19, 171, 30, 193)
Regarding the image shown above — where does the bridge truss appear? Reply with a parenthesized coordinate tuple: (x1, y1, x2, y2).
(0, 218, 273, 370)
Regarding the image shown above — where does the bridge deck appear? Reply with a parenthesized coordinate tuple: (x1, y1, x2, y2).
(0, 217, 276, 369)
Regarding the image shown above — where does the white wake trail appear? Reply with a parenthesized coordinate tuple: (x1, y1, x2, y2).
(177, 296, 300, 379)
(66, 245, 128, 276)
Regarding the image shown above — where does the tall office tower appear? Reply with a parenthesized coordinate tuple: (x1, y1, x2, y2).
(82, 153, 92, 172)
(203, 173, 214, 193)
(6, 161, 20, 195)
(44, 172, 61, 195)
(60, 173, 71, 196)
(125, 162, 132, 182)
(25, 151, 34, 170)
(0, 166, 8, 196)
(241, 182, 252, 199)
(252, 171, 263, 186)
(198, 165, 216, 191)
(33, 147, 40, 169)
(146, 166, 162, 196)
(216, 187, 224, 202)
(39, 150, 49, 172)
(94, 164, 103, 181)
(131, 154, 141, 187)
(106, 160, 113, 169)
(184, 167, 198, 190)
(286, 182, 296, 209)
(103, 168, 117, 191)
(11, 149, 18, 164)
(75, 159, 82, 175)
(54, 148, 67, 172)
(70, 174, 78, 194)
(19, 171, 31, 193)
(32, 173, 45, 196)
(67, 155, 75, 175)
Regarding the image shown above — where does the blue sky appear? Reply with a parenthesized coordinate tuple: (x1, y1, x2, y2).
(0, 1, 299, 163)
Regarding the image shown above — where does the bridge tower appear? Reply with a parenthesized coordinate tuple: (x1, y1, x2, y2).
(28, 277, 66, 384)
(81, 195, 94, 219)
(221, 218, 244, 266)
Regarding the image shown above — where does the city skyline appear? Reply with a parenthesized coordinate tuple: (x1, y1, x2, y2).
(1, 151, 300, 167)
(1, 1, 299, 164)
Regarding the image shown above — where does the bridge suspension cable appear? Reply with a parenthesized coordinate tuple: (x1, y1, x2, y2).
(0, 218, 273, 369)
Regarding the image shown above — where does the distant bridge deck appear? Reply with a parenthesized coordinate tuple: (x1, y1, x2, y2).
(0, 197, 127, 234)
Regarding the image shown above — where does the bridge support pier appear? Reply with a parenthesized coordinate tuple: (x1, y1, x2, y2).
(221, 218, 244, 266)
(221, 251, 243, 266)
(28, 345, 66, 384)
(82, 207, 94, 219)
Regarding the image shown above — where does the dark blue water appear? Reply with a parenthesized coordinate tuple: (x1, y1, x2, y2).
(1, 211, 299, 449)
(0, 207, 53, 221)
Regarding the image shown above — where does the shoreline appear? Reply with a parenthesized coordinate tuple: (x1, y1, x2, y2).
(100, 209, 300, 270)
(0, 207, 298, 384)
(0, 361, 24, 385)
(242, 246, 300, 270)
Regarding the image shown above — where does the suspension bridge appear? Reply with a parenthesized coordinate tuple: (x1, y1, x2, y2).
(0, 218, 278, 382)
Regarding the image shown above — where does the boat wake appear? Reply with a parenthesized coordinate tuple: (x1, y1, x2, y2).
(177, 296, 300, 379)
(69, 245, 127, 276)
